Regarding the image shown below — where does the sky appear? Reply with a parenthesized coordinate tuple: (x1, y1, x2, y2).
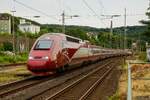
(0, 0, 149, 28)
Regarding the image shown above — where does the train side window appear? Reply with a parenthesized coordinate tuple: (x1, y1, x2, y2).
(66, 36, 80, 43)
(62, 40, 67, 48)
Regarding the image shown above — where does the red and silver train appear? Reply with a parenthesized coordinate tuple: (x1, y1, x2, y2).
(27, 33, 130, 76)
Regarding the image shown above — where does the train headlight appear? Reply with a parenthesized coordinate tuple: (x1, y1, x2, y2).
(42, 56, 49, 60)
(29, 56, 34, 60)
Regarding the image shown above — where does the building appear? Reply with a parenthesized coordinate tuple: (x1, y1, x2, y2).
(18, 19, 40, 33)
(146, 43, 150, 62)
(86, 32, 98, 39)
(0, 13, 11, 34)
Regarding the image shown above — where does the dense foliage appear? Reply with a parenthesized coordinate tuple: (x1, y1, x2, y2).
(140, 7, 150, 42)
(40, 24, 146, 49)
(0, 52, 28, 63)
(3, 41, 13, 51)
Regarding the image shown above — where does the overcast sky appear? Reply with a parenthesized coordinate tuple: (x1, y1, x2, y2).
(0, 0, 149, 28)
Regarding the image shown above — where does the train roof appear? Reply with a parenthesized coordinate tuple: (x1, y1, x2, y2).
(38, 33, 82, 43)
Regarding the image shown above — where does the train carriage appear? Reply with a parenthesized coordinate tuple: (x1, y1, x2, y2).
(27, 33, 128, 76)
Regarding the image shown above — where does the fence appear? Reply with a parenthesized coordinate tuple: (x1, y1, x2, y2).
(127, 61, 150, 100)
(0, 35, 35, 52)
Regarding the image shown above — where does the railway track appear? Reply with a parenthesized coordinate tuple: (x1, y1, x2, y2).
(30, 58, 122, 100)
(0, 57, 122, 100)
(0, 63, 26, 71)
(0, 76, 55, 98)
(0, 63, 26, 67)
(44, 61, 116, 100)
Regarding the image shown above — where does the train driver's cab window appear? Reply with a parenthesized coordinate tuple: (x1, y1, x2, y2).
(34, 40, 52, 50)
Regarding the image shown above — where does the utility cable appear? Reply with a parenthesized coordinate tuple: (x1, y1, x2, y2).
(97, 0, 104, 9)
(82, 0, 107, 26)
(82, 0, 101, 20)
(14, 0, 58, 21)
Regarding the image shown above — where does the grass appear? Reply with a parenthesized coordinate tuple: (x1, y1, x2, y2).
(137, 51, 147, 61)
(109, 91, 119, 100)
(117, 63, 150, 100)
(0, 66, 31, 84)
(0, 52, 28, 64)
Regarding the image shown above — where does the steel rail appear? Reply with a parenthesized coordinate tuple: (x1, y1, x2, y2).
(28, 59, 113, 100)
(45, 61, 112, 100)
(0, 63, 26, 67)
(0, 76, 53, 98)
(0, 59, 113, 99)
(0, 63, 26, 72)
(0, 76, 34, 90)
(79, 64, 114, 100)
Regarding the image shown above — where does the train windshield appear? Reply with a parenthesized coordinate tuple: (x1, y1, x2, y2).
(34, 40, 52, 50)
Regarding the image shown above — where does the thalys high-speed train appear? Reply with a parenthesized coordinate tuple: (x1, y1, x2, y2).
(27, 33, 129, 76)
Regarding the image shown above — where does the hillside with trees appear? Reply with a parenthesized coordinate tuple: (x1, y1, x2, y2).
(40, 24, 147, 49)
(140, 6, 150, 42)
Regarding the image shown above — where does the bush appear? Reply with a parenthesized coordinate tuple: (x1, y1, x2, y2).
(0, 57, 5, 62)
(109, 92, 119, 100)
(3, 41, 13, 51)
(138, 52, 147, 61)
(0, 44, 4, 51)
(3, 56, 16, 63)
(0, 52, 28, 63)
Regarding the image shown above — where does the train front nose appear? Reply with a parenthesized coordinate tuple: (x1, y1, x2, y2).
(27, 56, 56, 73)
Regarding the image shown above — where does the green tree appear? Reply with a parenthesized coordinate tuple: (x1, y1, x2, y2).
(39, 28, 49, 35)
(140, 6, 150, 37)
(66, 28, 88, 40)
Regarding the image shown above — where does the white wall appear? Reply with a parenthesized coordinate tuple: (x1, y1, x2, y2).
(19, 24, 40, 33)
(147, 48, 150, 61)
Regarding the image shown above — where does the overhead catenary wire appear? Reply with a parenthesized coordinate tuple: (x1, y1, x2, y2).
(126, 14, 145, 16)
(76, 13, 145, 18)
(95, 0, 109, 27)
(57, 0, 63, 13)
(64, 3, 73, 14)
(82, 0, 107, 26)
(14, 0, 58, 21)
(82, 0, 102, 21)
(13, 0, 146, 28)
(97, 0, 104, 9)
(97, 0, 104, 15)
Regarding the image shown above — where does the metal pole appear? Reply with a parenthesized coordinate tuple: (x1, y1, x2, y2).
(62, 11, 65, 34)
(138, 32, 141, 52)
(127, 62, 132, 100)
(119, 30, 122, 49)
(124, 8, 127, 50)
(25, 30, 27, 52)
(110, 18, 113, 35)
(110, 18, 113, 48)
(101, 15, 120, 48)
(12, 0, 16, 54)
(12, 11, 15, 54)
